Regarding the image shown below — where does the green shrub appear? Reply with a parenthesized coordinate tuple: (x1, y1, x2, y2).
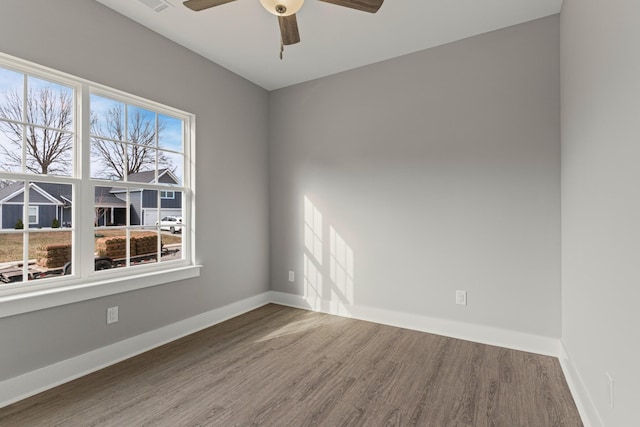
(52, 218, 61, 228)
(14, 218, 24, 229)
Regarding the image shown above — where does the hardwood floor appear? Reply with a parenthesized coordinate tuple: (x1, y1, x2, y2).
(0, 304, 583, 426)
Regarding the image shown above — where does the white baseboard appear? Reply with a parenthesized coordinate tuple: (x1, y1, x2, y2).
(0, 291, 272, 409)
(268, 291, 560, 357)
(559, 342, 603, 427)
(1, 290, 580, 419)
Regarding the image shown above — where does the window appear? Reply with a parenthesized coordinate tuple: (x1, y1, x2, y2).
(90, 92, 187, 271)
(0, 52, 196, 304)
(28, 206, 39, 224)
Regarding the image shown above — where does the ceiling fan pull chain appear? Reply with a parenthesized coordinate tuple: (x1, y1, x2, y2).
(280, 41, 284, 60)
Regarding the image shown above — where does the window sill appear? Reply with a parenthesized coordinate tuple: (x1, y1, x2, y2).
(0, 264, 202, 319)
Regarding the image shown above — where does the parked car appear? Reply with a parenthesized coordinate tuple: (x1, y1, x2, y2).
(156, 216, 182, 234)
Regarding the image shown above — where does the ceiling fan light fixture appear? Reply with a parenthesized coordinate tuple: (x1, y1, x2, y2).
(259, 0, 304, 16)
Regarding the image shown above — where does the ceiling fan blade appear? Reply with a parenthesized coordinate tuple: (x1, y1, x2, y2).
(279, 14, 301, 46)
(318, 0, 383, 13)
(183, 0, 236, 12)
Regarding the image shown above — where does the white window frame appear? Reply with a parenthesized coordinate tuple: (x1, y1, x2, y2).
(160, 190, 175, 199)
(0, 52, 200, 318)
(28, 205, 39, 225)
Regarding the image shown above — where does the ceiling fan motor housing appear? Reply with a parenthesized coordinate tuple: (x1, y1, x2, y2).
(259, 0, 304, 16)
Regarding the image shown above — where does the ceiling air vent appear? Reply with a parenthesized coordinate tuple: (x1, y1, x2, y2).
(138, 0, 173, 13)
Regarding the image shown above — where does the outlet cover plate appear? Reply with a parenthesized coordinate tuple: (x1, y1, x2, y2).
(107, 306, 119, 324)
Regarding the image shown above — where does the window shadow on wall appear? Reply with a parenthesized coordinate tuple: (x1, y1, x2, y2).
(303, 196, 354, 315)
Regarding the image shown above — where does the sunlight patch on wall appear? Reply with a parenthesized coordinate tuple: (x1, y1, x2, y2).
(303, 253, 323, 308)
(302, 195, 356, 313)
(304, 196, 322, 266)
(303, 196, 323, 309)
(330, 226, 354, 306)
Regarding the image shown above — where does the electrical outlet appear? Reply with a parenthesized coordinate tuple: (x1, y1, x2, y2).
(456, 290, 467, 306)
(606, 372, 614, 409)
(107, 306, 119, 324)
(288, 270, 295, 282)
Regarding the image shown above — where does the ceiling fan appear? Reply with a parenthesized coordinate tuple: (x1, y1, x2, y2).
(183, 0, 384, 53)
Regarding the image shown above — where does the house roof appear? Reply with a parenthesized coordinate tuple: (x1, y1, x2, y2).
(126, 169, 157, 184)
(0, 182, 68, 205)
(95, 186, 127, 207)
(37, 183, 73, 203)
(0, 182, 22, 202)
(127, 169, 178, 185)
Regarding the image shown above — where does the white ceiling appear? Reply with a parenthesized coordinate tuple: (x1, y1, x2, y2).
(97, 0, 562, 90)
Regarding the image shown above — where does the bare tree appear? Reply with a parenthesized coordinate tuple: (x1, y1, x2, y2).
(90, 104, 171, 180)
(0, 87, 73, 174)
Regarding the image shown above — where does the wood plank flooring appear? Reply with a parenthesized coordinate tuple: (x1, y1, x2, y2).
(0, 304, 583, 426)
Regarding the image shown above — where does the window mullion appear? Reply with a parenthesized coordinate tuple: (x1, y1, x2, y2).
(21, 74, 27, 174)
(156, 186, 161, 262)
(22, 181, 29, 283)
(126, 190, 131, 268)
(184, 116, 194, 263)
(78, 83, 93, 278)
(155, 112, 159, 181)
(124, 104, 129, 181)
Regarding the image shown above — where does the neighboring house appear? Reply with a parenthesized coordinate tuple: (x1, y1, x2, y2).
(116, 169, 182, 226)
(0, 182, 72, 229)
(0, 169, 181, 229)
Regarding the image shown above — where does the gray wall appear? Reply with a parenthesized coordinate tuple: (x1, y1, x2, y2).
(0, 0, 269, 381)
(269, 16, 561, 338)
(561, 0, 640, 424)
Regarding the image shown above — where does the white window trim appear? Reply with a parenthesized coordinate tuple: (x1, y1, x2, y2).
(0, 52, 199, 317)
(160, 190, 175, 199)
(0, 265, 201, 318)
